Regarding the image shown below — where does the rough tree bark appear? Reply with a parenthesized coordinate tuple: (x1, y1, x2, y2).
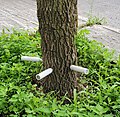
(36, 0, 78, 98)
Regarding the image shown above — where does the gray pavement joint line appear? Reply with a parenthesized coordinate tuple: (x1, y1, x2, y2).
(0, 8, 33, 22)
(78, 15, 120, 34)
(8, 14, 38, 26)
(103, 26, 120, 34)
(0, 7, 38, 25)
(1, 5, 36, 18)
(0, 9, 28, 28)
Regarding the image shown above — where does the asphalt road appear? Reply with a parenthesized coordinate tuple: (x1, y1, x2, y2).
(78, 0, 120, 29)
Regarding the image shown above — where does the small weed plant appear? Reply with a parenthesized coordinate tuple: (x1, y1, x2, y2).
(86, 15, 106, 26)
(80, 16, 107, 28)
(0, 29, 119, 116)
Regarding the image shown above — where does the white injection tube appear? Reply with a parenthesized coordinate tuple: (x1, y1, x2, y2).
(36, 68, 53, 80)
(21, 56, 42, 62)
(70, 65, 89, 74)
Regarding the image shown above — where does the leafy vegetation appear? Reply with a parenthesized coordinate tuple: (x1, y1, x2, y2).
(80, 16, 106, 28)
(0, 29, 120, 117)
(86, 16, 106, 26)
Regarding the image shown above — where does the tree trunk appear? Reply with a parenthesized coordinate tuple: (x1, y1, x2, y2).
(36, 0, 78, 98)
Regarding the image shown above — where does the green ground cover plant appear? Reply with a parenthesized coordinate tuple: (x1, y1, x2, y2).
(80, 16, 107, 29)
(86, 16, 106, 26)
(0, 29, 119, 117)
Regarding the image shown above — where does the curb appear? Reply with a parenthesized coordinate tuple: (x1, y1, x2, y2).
(78, 15, 120, 34)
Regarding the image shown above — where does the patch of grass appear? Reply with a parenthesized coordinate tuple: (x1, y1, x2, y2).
(80, 16, 107, 28)
(86, 15, 107, 26)
(0, 28, 119, 116)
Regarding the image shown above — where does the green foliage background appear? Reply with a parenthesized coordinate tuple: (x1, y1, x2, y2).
(0, 29, 120, 117)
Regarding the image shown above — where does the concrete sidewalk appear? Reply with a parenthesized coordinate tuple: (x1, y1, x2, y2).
(0, 0, 119, 56)
(78, 16, 120, 57)
(0, 0, 38, 30)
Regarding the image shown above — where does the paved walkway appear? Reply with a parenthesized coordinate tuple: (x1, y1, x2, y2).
(78, 0, 120, 29)
(0, 0, 38, 30)
(0, 0, 119, 57)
